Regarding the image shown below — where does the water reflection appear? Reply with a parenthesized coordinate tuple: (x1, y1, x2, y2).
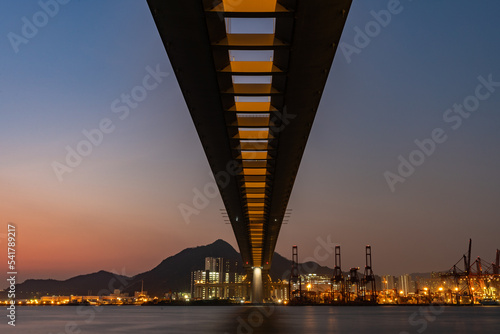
(3, 306, 500, 334)
(218, 305, 283, 334)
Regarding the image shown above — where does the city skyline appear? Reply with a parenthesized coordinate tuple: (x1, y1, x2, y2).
(3, 236, 497, 290)
(1, 0, 500, 285)
(3, 243, 496, 306)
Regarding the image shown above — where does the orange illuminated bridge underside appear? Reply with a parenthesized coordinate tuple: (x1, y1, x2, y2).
(147, 0, 353, 272)
(214, 0, 288, 13)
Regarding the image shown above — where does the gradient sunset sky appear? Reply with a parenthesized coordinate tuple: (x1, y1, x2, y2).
(1, 0, 500, 284)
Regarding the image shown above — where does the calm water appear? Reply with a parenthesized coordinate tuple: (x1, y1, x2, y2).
(2, 305, 499, 333)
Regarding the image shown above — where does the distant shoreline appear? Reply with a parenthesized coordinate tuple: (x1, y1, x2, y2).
(13, 303, 497, 307)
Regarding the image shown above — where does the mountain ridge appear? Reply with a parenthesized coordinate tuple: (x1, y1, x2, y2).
(1, 239, 335, 299)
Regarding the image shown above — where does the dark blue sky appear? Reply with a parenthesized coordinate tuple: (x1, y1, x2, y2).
(1, 0, 499, 281)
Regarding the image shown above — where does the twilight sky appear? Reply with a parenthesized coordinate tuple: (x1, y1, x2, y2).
(1, 0, 500, 285)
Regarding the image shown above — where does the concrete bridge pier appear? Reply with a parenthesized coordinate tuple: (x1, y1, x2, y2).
(251, 267, 263, 304)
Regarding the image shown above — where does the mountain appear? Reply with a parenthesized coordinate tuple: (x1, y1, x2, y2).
(1, 239, 333, 299)
(8, 271, 132, 299)
(122, 239, 244, 295)
(270, 252, 335, 280)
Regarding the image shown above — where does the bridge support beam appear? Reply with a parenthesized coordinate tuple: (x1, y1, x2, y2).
(251, 267, 263, 304)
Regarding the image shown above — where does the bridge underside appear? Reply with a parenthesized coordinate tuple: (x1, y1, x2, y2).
(148, 0, 352, 279)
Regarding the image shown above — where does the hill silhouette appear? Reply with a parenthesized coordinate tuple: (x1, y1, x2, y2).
(123, 239, 244, 295)
(11, 270, 131, 299)
(2, 239, 335, 299)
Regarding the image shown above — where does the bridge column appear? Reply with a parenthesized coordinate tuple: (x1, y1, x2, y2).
(251, 267, 263, 304)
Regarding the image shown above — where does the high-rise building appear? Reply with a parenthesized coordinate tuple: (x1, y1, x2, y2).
(205, 257, 225, 282)
(205, 257, 223, 271)
(192, 257, 243, 299)
(399, 274, 412, 296)
(382, 275, 396, 290)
